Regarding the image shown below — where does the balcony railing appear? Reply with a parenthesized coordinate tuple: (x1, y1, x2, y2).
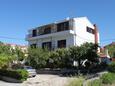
(26, 28, 74, 40)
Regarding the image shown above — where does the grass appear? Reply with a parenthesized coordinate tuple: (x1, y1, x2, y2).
(87, 73, 115, 86)
(87, 79, 102, 86)
(66, 77, 84, 86)
(66, 72, 115, 86)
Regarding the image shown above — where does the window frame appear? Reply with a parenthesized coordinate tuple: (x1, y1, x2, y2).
(57, 39, 66, 48)
(86, 26, 95, 34)
(42, 41, 52, 50)
(57, 21, 69, 32)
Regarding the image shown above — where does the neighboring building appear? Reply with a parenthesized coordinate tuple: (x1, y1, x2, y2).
(99, 42, 115, 63)
(26, 17, 100, 50)
(4, 43, 28, 56)
(99, 48, 111, 64)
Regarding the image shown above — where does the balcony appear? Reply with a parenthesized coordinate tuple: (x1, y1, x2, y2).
(26, 21, 74, 41)
(26, 30, 74, 41)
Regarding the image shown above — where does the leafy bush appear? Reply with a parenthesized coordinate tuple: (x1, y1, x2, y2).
(0, 54, 15, 69)
(27, 43, 99, 69)
(27, 47, 49, 68)
(16, 69, 29, 81)
(88, 73, 115, 85)
(88, 79, 102, 86)
(101, 72, 115, 84)
(0, 69, 28, 81)
(108, 62, 115, 73)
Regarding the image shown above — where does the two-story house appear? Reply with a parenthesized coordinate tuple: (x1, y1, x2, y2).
(26, 17, 100, 50)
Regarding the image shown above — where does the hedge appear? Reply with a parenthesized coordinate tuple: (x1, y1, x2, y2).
(108, 62, 115, 73)
(87, 79, 102, 86)
(101, 72, 115, 84)
(0, 69, 28, 81)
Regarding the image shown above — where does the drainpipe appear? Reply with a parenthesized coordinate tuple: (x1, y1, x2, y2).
(94, 24, 100, 53)
(94, 24, 98, 44)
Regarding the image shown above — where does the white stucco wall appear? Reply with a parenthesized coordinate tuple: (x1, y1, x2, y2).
(73, 17, 95, 46)
(28, 30, 75, 49)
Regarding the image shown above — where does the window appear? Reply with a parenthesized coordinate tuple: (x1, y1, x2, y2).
(58, 40, 66, 48)
(30, 44, 37, 48)
(57, 21, 69, 32)
(43, 27, 51, 34)
(86, 26, 95, 34)
(32, 29, 37, 37)
(42, 42, 52, 50)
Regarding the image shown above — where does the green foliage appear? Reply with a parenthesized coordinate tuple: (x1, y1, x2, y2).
(0, 69, 28, 81)
(13, 46, 25, 61)
(0, 42, 13, 55)
(66, 77, 84, 86)
(0, 41, 26, 69)
(0, 54, 15, 69)
(27, 47, 49, 68)
(108, 62, 115, 73)
(55, 48, 71, 68)
(27, 42, 99, 69)
(48, 51, 59, 68)
(101, 72, 115, 84)
(88, 73, 115, 86)
(69, 43, 99, 68)
(88, 79, 102, 86)
(16, 69, 28, 81)
(48, 48, 72, 68)
(105, 44, 115, 58)
(0, 42, 16, 69)
(69, 46, 85, 67)
(82, 43, 99, 62)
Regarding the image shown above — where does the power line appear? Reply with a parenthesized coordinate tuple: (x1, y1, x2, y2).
(0, 36, 25, 40)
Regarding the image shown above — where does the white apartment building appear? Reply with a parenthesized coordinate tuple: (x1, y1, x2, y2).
(26, 17, 100, 50)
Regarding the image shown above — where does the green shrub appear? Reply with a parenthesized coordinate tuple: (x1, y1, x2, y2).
(16, 69, 29, 81)
(0, 54, 15, 69)
(108, 62, 115, 73)
(0, 69, 28, 81)
(67, 77, 84, 86)
(88, 79, 102, 86)
(101, 72, 115, 84)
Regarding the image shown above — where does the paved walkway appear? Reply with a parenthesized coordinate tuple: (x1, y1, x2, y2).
(23, 74, 74, 86)
(0, 80, 21, 86)
(0, 74, 75, 86)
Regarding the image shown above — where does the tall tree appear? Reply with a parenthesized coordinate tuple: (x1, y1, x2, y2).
(69, 43, 99, 68)
(82, 42, 99, 62)
(27, 47, 49, 68)
(69, 45, 87, 68)
(14, 46, 25, 61)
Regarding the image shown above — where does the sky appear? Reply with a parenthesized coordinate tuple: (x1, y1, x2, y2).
(0, 0, 114, 46)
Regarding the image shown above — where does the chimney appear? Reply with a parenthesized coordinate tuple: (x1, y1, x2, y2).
(94, 24, 98, 44)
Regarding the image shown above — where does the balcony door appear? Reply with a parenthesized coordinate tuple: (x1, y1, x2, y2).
(32, 29, 37, 37)
(57, 21, 69, 32)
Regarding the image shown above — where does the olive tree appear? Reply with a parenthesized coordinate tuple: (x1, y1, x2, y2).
(69, 43, 99, 68)
(27, 47, 49, 68)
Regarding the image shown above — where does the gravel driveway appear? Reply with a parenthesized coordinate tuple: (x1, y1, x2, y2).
(0, 74, 75, 86)
(23, 74, 74, 86)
